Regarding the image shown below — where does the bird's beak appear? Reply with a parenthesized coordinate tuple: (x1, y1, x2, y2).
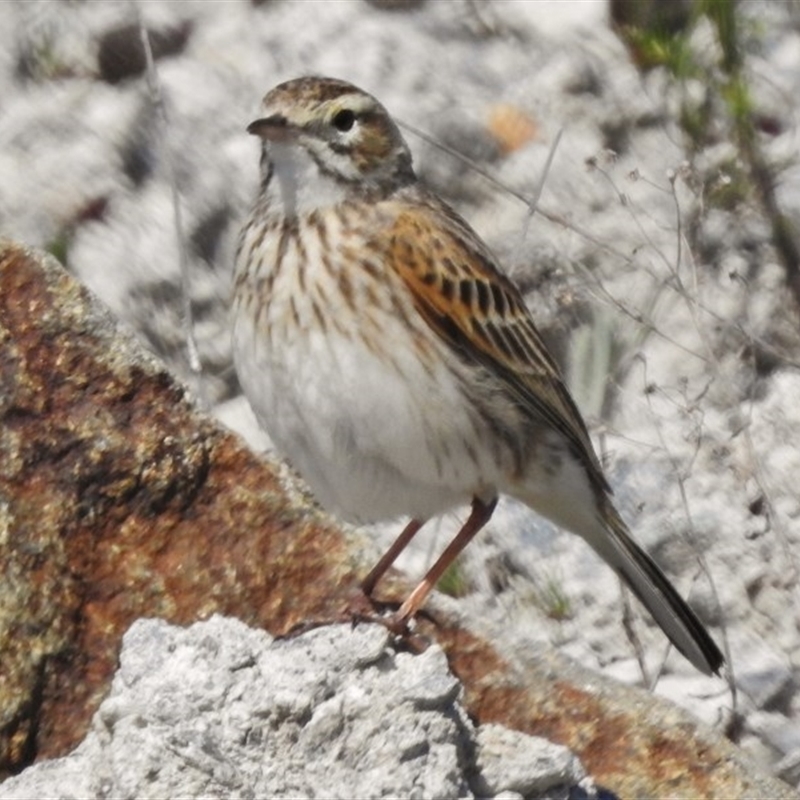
(247, 114, 297, 142)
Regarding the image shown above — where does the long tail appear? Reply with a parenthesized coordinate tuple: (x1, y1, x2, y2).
(589, 504, 724, 676)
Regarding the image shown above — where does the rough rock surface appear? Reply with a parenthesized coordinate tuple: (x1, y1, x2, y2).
(0, 240, 794, 799)
(0, 617, 593, 800)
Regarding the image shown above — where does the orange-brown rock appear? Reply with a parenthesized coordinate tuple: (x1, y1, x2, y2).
(0, 239, 792, 798)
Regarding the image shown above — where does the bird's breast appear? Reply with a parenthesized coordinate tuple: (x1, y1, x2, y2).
(231, 208, 510, 521)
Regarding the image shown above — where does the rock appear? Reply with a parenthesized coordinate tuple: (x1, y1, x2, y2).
(774, 748, 800, 788)
(748, 710, 800, 764)
(475, 724, 586, 797)
(731, 631, 794, 712)
(97, 20, 192, 84)
(0, 617, 593, 800)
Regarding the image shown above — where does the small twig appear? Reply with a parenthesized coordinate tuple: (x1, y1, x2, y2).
(619, 579, 652, 687)
(517, 128, 563, 250)
(638, 355, 736, 707)
(532, 129, 564, 213)
(705, 1, 800, 311)
(136, 5, 203, 386)
(399, 118, 533, 206)
(399, 119, 637, 266)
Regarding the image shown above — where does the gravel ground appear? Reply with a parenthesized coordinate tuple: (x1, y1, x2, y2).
(1, 0, 799, 787)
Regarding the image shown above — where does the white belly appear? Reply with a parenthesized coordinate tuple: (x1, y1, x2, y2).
(234, 325, 460, 521)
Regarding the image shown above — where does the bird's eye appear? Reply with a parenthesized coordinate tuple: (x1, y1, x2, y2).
(332, 109, 356, 132)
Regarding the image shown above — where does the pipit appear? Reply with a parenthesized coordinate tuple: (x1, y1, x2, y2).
(232, 76, 723, 675)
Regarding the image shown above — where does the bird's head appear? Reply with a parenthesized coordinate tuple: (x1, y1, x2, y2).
(248, 76, 414, 201)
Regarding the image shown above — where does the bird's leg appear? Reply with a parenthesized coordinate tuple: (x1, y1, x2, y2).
(361, 517, 425, 597)
(390, 496, 498, 631)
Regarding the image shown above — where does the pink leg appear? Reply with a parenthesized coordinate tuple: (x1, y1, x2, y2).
(393, 496, 497, 627)
(361, 518, 425, 597)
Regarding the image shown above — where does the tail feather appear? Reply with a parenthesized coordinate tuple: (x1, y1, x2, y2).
(591, 508, 724, 676)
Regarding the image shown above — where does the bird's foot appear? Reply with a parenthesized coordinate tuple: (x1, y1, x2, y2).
(343, 589, 432, 653)
(344, 586, 395, 621)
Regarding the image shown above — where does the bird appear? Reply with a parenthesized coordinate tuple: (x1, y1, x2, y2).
(232, 75, 724, 676)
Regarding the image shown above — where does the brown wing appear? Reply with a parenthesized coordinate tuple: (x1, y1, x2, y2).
(383, 196, 610, 494)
